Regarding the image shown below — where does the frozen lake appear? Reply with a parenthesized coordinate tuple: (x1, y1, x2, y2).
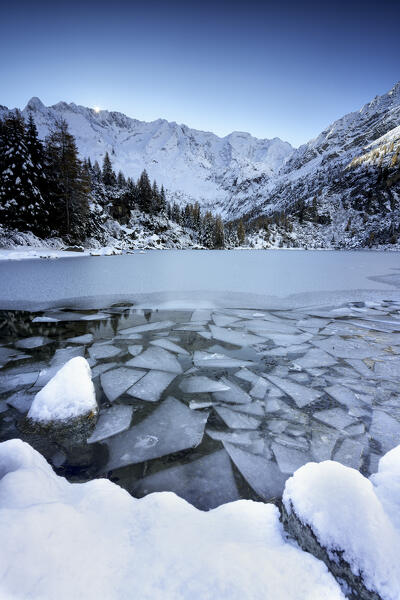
(0, 250, 400, 509)
(0, 249, 399, 310)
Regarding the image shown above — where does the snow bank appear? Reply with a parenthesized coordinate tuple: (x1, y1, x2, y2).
(371, 445, 400, 531)
(0, 439, 345, 600)
(283, 460, 400, 600)
(27, 357, 97, 423)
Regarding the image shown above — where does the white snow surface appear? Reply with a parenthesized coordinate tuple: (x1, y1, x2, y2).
(27, 357, 97, 423)
(283, 459, 400, 600)
(0, 439, 345, 600)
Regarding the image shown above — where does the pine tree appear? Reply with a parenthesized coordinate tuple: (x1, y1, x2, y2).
(213, 215, 225, 249)
(237, 219, 245, 245)
(102, 152, 116, 187)
(183, 204, 192, 229)
(45, 119, 89, 239)
(125, 178, 137, 209)
(0, 111, 46, 233)
(201, 211, 215, 248)
(91, 160, 102, 182)
(117, 170, 126, 188)
(137, 169, 152, 213)
(192, 201, 201, 231)
(171, 202, 181, 224)
(151, 180, 160, 214)
(160, 185, 167, 213)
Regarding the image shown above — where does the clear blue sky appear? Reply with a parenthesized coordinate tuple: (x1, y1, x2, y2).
(1, 0, 399, 147)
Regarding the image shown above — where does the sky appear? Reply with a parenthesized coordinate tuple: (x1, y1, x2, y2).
(0, 0, 399, 147)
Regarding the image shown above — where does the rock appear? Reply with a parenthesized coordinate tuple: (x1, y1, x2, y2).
(64, 245, 84, 252)
(282, 460, 400, 600)
(27, 357, 98, 426)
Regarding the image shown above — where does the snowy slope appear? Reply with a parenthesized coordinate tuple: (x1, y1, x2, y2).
(227, 81, 400, 219)
(0, 97, 293, 211)
(1, 83, 399, 249)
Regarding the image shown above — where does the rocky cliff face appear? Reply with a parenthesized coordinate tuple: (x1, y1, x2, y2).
(226, 82, 400, 219)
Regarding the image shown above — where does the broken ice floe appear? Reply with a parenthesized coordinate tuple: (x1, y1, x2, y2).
(224, 442, 287, 500)
(193, 350, 253, 369)
(104, 397, 208, 470)
(88, 343, 121, 361)
(179, 376, 230, 394)
(150, 339, 189, 355)
(15, 336, 52, 350)
(127, 370, 176, 402)
(266, 375, 321, 408)
(212, 377, 252, 404)
(87, 405, 134, 443)
(214, 406, 260, 429)
(209, 325, 265, 346)
(100, 367, 146, 402)
(133, 449, 240, 510)
(127, 347, 183, 373)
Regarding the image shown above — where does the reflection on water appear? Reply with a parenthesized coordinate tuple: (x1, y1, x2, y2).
(1, 300, 400, 510)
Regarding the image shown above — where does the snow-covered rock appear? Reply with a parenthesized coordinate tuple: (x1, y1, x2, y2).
(27, 357, 97, 424)
(282, 457, 400, 600)
(0, 439, 345, 600)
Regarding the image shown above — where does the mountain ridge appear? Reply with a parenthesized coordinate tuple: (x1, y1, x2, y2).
(0, 97, 293, 212)
(1, 81, 400, 249)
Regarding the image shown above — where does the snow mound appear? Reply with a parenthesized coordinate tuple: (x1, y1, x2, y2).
(27, 357, 97, 423)
(283, 459, 400, 600)
(371, 445, 400, 531)
(0, 439, 345, 600)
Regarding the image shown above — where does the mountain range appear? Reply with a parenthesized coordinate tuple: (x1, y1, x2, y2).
(1, 81, 399, 248)
(0, 96, 293, 213)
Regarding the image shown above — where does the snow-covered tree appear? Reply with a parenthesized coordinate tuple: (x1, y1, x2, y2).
(0, 111, 47, 233)
(45, 119, 89, 239)
(102, 152, 116, 187)
(117, 170, 126, 188)
(91, 160, 102, 182)
(137, 169, 153, 213)
(214, 215, 225, 249)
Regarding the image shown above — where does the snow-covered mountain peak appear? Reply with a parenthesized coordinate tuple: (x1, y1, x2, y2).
(4, 97, 293, 212)
(25, 97, 45, 111)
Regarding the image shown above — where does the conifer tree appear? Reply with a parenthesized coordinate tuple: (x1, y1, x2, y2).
(137, 169, 152, 213)
(214, 215, 225, 249)
(201, 211, 215, 248)
(125, 178, 137, 209)
(0, 111, 46, 233)
(237, 219, 245, 245)
(117, 170, 126, 188)
(102, 152, 116, 187)
(160, 185, 167, 212)
(91, 160, 102, 182)
(151, 180, 160, 214)
(171, 202, 181, 224)
(45, 119, 89, 238)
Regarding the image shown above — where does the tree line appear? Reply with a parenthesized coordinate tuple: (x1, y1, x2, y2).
(0, 111, 247, 247)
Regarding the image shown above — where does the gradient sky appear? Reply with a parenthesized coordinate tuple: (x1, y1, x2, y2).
(1, 0, 399, 147)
